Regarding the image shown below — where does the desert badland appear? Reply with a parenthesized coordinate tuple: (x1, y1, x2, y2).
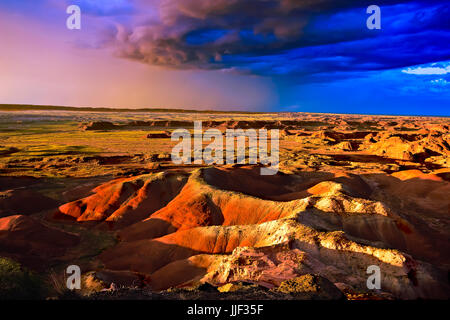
(0, 106, 449, 300)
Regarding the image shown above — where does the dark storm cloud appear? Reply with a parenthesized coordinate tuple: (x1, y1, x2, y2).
(107, 0, 450, 78)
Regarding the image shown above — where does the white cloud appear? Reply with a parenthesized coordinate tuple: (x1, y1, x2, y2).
(430, 78, 449, 85)
(402, 63, 450, 75)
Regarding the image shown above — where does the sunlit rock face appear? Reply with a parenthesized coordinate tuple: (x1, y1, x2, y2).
(51, 165, 449, 299)
(55, 172, 189, 229)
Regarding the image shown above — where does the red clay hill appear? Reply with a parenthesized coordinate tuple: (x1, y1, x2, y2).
(53, 166, 450, 299)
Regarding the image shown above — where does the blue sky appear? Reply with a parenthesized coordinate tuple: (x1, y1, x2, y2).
(0, 0, 449, 115)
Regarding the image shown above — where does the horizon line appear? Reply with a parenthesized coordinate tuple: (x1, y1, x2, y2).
(0, 103, 448, 118)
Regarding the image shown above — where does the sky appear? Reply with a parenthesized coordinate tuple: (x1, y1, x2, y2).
(0, 0, 449, 115)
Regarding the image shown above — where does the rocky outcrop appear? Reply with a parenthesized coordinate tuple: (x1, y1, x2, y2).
(146, 132, 171, 139)
(361, 132, 450, 162)
(80, 121, 118, 131)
